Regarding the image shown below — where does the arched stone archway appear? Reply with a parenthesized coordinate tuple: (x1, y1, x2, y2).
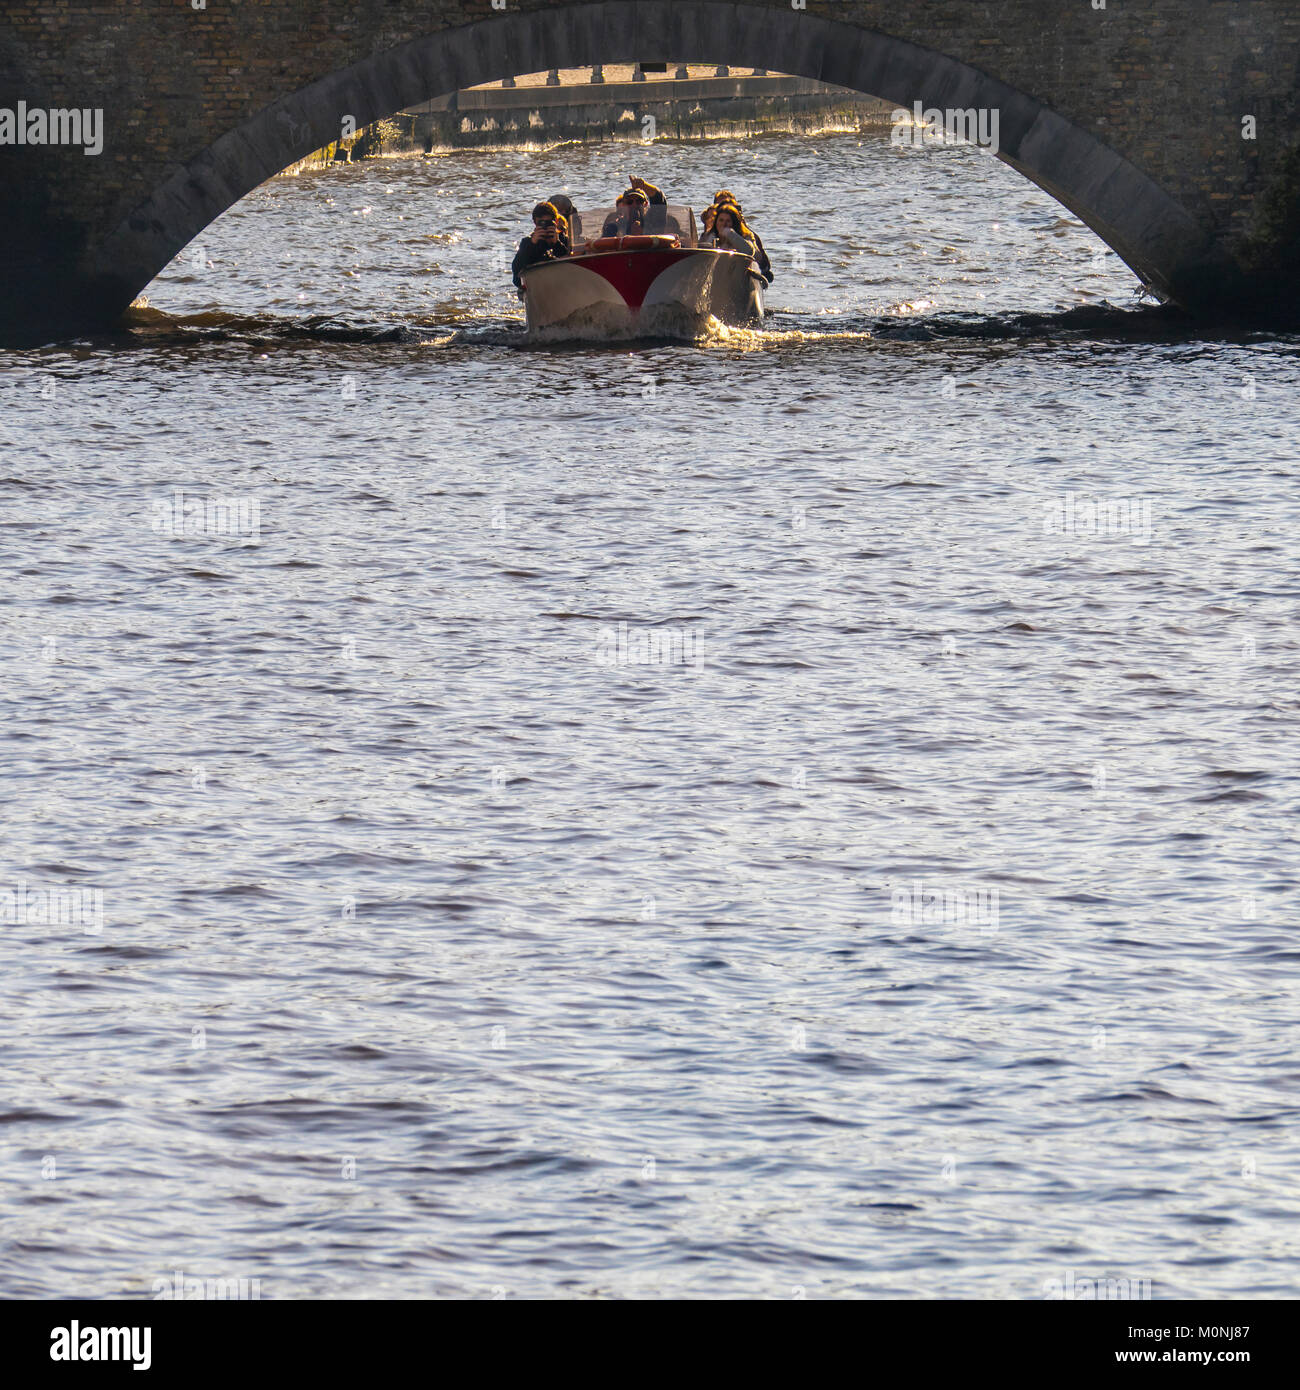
(89, 3, 1222, 318)
(7, 0, 1296, 339)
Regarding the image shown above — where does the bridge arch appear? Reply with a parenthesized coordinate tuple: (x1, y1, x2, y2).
(92, 1, 1224, 318)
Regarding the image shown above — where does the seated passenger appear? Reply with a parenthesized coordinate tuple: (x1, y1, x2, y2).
(702, 203, 756, 258)
(602, 187, 651, 237)
(749, 225, 774, 284)
(511, 201, 571, 291)
(601, 177, 681, 240)
(709, 191, 772, 283)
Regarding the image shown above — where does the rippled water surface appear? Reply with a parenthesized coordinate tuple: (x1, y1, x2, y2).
(3, 132, 1300, 1299)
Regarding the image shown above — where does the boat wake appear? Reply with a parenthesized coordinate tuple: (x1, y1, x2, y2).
(118, 302, 463, 347)
(105, 298, 1256, 355)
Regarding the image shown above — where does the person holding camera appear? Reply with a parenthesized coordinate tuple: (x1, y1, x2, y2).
(601, 177, 680, 239)
(511, 202, 571, 291)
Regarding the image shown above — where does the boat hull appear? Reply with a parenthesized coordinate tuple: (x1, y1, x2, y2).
(523, 246, 764, 339)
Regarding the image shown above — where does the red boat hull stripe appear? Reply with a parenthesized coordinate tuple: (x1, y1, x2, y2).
(569, 251, 696, 310)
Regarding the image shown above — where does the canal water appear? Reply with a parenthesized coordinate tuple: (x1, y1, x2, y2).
(3, 130, 1299, 1299)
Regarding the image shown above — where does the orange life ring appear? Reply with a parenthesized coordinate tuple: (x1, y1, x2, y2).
(583, 235, 679, 252)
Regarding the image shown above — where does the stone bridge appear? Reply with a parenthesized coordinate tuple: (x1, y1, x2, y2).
(1, 1, 1298, 340)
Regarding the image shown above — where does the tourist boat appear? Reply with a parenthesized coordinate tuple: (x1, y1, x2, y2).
(520, 205, 765, 338)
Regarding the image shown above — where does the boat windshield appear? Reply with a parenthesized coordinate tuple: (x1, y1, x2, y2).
(576, 205, 697, 247)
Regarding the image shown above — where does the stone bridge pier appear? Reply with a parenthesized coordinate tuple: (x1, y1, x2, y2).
(1, 1, 1298, 341)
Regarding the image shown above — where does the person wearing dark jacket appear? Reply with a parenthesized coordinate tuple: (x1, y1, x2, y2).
(511, 201, 571, 291)
(750, 228, 774, 284)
